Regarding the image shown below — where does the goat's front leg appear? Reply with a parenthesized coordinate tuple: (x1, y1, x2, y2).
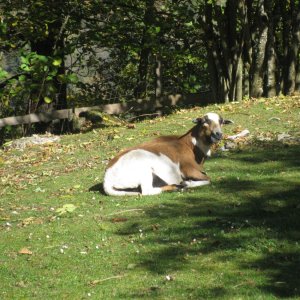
(181, 166, 211, 189)
(182, 180, 210, 189)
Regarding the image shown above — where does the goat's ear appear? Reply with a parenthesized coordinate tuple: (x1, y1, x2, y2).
(192, 117, 205, 124)
(222, 119, 234, 125)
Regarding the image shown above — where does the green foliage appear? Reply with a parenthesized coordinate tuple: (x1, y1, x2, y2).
(0, 0, 211, 112)
(0, 50, 79, 117)
(1, 0, 298, 119)
(56, 204, 77, 216)
(0, 68, 8, 80)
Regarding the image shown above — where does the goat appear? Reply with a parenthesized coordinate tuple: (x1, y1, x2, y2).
(103, 112, 232, 196)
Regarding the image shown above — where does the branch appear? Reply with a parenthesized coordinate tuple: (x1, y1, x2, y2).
(0, 72, 27, 88)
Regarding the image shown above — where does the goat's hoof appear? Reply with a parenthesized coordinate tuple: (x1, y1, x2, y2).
(175, 184, 187, 192)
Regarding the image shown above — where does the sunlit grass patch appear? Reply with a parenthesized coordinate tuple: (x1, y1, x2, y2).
(0, 96, 299, 299)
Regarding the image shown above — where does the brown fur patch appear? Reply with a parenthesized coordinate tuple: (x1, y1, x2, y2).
(161, 185, 180, 192)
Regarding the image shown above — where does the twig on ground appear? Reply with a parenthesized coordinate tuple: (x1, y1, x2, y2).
(89, 275, 125, 286)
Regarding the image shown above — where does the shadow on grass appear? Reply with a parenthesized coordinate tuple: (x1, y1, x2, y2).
(231, 142, 300, 167)
(117, 143, 300, 298)
(89, 183, 105, 194)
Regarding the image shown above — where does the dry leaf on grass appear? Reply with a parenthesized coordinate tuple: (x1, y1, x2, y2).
(19, 217, 44, 227)
(126, 124, 136, 129)
(15, 280, 27, 288)
(110, 217, 128, 223)
(18, 248, 33, 255)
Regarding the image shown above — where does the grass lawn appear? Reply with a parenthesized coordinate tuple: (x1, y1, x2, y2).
(0, 96, 299, 299)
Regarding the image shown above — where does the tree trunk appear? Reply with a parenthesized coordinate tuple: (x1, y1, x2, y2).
(135, 0, 155, 99)
(250, 0, 268, 98)
(283, 3, 300, 95)
(202, 3, 223, 103)
(243, 62, 250, 98)
(243, 0, 253, 99)
(206, 49, 219, 103)
(226, 0, 237, 101)
(155, 55, 162, 99)
(202, 0, 246, 103)
(264, 0, 277, 97)
(235, 56, 243, 101)
(296, 57, 300, 92)
(202, 2, 236, 103)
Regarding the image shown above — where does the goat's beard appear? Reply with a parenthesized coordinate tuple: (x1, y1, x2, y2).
(207, 134, 222, 144)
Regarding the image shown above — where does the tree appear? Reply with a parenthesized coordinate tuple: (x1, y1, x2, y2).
(1, 0, 300, 135)
(199, 0, 300, 101)
(281, 0, 300, 95)
(0, 0, 83, 131)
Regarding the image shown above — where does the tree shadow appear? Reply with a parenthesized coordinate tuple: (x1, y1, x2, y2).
(116, 143, 300, 298)
(245, 251, 300, 297)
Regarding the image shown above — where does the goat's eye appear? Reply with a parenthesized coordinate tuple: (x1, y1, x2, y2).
(204, 117, 211, 125)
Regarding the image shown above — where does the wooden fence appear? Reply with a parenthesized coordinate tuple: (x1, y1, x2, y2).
(0, 92, 213, 128)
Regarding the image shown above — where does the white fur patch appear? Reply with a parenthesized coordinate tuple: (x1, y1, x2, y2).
(103, 149, 182, 196)
(193, 137, 211, 157)
(205, 112, 220, 124)
(183, 180, 210, 188)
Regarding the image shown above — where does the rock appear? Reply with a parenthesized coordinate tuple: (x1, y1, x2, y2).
(277, 133, 300, 145)
(224, 140, 237, 150)
(277, 133, 291, 142)
(227, 129, 250, 141)
(71, 115, 86, 133)
(3, 134, 60, 150)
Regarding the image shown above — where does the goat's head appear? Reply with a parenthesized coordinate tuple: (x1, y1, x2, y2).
(192, 112, 233, 145)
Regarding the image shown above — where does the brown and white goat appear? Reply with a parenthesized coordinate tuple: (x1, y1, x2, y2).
(103, 112, 232, 196)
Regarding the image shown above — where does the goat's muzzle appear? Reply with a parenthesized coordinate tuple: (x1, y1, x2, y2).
(209, 131, 223, 143)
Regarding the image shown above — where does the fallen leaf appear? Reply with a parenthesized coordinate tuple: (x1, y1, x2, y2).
(19, 217, 44, 227)
(0, 215, 10, 221)
(18, 248, 33, 255)
(127, 124, 136, 129)
(151, 224, 160, 231)
(34, 187, 46, 193)
(56, 204, 77, 215)
(111, 217, 128, 223)
(232, 125, 243, 134)
(15, 280, 27, 288)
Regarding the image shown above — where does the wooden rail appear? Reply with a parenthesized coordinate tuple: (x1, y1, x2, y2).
(0, 92, 213, 128)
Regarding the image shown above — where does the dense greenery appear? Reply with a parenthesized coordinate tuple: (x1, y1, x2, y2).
(0, 0, 300, 119)
(0, 96, 299, 298)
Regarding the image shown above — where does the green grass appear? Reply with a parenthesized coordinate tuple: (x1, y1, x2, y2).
(0, 96, 300, 299)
